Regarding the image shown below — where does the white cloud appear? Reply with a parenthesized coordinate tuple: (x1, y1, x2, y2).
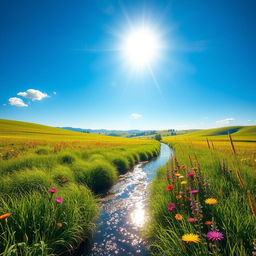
(131, 113, 142, 119)
(216, 117, 235, 125)
(18, 89, 49, 101)
(9, 97, 28, 107)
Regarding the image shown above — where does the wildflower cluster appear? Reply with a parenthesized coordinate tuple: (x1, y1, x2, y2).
(165, 162, 224, 252)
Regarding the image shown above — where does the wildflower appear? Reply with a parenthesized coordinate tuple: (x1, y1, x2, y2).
(0, 213, 11, 220)
(188, 172, 195, 178)
(182, 234, 200, 243)
(179, 191, 185, 195)
(228, 169, 234, 173)
(186, 187, 191, 191)
(205, 221, 213, 225)
(181, 165, 187, 170)
(48, 188, 58, 193)
(192, 167, 198, 171)
(176, 195, 182, 199)
(172, 169, 178, 172)
(55, 197, 63, 204)
(207, 231, 224, 241)
(167, 202, 176, 211)
(205, 198, 218, 205)
(61, 176, 68, 183)
(187, 218, 197, 223)
(181, 181, 187, 185)
(166, 185, 174, 191)
(56, 222, 63, 228)
(175, 214, 183, 221)
(189, 190, 199, 194)
(178, 175, 184, 179)
(175, 173, 181, 177)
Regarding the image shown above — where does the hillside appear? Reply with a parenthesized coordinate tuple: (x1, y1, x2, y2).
(0, 119, 152, 145)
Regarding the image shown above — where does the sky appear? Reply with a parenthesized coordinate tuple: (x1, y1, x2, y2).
(0, 0, 256, 130)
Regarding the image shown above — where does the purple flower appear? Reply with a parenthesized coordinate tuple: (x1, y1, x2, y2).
(55, 197, 63, 204)
(189, 190, 199, 194)
(48, 188, 58, 193)
(207, 231, 224, 241)
(167, 202, 176, 211)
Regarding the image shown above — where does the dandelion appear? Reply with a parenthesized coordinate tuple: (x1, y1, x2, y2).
(189, 190, 199, 194)
(207, 231, 224, 241)
(0, 213, 11, 220)
(187, 217, 197, 223)
(182, 234, 200, 243)
(167, 202, 176, 211)
(188, 172, 195, 178)
(205, 198, 218, 205)
(181, 181, 187, 185)
(176, 195, 182, 199)
(192, 167, 198, 171)
(48, 188, 58, 193)
(166, 185, 174, 191)
(205, 221, 213, 225)
(175, 214, 183, 221)
(55, 197, 63, 204)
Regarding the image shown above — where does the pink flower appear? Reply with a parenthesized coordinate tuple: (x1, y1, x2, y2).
(189, 190, 199, 194)
(207, 231, 224, 241)
(187, 218, 197, 223)
(48, 188, 58, 193)
(167, 202, 176, 211)
(55, 197, 63, 204)
(188, 172, 195, 178)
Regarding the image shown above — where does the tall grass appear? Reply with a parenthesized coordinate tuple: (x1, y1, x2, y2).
(0, 120, 160, 254)
(147, 139, 256, 256)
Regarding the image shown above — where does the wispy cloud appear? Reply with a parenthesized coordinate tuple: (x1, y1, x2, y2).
(18, 89, 49, 101)
(131, 113, 142, 119)
(9, 97, 28, 107)
(216, 117, 235, 125)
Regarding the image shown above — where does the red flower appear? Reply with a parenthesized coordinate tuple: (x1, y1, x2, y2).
(166, 185, 174, 191)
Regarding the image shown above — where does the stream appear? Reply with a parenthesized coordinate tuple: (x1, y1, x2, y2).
(82, 143, 173, 256)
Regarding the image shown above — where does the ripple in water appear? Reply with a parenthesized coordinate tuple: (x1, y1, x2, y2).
(82, 143, 173, 256)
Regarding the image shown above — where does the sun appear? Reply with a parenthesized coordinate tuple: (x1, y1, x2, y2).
(122, 26, 160, 69)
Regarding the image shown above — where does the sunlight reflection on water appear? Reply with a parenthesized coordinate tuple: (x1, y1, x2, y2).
(83, 143, 173, 256)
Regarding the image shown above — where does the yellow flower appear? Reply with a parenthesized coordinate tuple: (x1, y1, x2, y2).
(175, 214, 183, 221)
(175, 173, 181, 177)
(182, 233, 200, 243)
(205, 198, 218, 205)
(181, 181, 187, 185)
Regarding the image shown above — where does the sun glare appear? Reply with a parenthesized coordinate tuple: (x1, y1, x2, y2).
(123, 26, 160, 69)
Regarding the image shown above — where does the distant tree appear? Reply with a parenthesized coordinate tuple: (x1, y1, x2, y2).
(155, 134, 162, 141)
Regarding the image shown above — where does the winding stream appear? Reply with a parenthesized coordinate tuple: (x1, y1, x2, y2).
(83, 143, 173, 256)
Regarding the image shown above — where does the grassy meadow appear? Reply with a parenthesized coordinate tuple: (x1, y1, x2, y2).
(147, 126, 256, 256)
(0, 119, 160, 256)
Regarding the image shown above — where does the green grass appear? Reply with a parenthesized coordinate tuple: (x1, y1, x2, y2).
(0, 119, 160, 255)
(147, 138, 256, 256)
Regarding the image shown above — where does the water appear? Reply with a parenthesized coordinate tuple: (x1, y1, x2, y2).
(83, 143, 173, 256)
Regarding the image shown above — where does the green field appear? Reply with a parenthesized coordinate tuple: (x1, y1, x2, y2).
(0, 119, 160, 256)
(147, 128, 256, 256)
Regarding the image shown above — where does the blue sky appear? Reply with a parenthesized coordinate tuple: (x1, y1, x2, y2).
(0, 0, 255, 130)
